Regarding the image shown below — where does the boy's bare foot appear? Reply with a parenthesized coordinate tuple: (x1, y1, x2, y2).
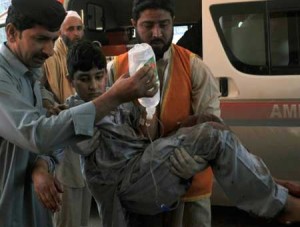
(275, 179, 300, 198)
(277, 195, 300, 225)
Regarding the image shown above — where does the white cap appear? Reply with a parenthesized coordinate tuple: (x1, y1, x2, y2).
(63, 10, 82, 23)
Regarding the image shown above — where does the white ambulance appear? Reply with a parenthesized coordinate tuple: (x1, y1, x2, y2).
(203, 0, 300, 204)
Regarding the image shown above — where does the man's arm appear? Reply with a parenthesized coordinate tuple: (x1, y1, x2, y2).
(93, 65, 158, 122)
(0, 65, 157, 154)
(169, 56, 221, 178)
(31, 157, 63, 213)
(191, 55, 221, 117)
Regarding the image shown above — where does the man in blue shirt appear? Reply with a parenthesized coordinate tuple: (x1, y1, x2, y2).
(0, 0, 158, 226)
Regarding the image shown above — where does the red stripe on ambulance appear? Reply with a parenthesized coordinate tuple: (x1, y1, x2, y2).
(220, 100, 300, 120)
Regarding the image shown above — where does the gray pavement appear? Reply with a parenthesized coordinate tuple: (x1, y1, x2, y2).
(88, 203, 299, 227)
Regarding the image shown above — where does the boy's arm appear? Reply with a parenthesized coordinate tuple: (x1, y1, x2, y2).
(71, 128, 100, 156)
(40, 84, 68, 116)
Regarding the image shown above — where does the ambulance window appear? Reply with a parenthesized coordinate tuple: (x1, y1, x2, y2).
(269, 13, 289, 67)
(0, 0, 10, 43)
(87, 3, 104, 31)
(211, 1, 300, 75)
(172, 25, 189, 43)
(0, 27, 6, 43)
(221, 13, 266, 67)
(269, 11, 300, 74)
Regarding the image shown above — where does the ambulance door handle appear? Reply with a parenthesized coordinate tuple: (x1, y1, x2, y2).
(219, 77, 228, 97)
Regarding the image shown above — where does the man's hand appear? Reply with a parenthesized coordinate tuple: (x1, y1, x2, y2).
(170, 147, 208, 179)
(32, 159, 63, 212)
(93, 65, 159, 122)
(43, 99, 68, 117)
(109, 65, 159, 103)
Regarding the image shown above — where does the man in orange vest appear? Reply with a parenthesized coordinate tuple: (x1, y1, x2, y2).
(107, 0, 219, 226)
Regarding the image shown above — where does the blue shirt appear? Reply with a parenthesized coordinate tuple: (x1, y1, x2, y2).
(0, 43, 96, 227)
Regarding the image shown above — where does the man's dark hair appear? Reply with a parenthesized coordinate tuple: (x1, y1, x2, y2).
(67, 40, 107, 79)
(6, 6, 39, 31)
(6, 0, 66, 32)
(132, 0, 175, 21)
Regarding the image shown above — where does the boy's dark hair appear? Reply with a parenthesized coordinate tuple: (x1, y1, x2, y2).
(67, 39, 107, 79)
(6, 0, 66, 32)
(132, 0, 175, 21)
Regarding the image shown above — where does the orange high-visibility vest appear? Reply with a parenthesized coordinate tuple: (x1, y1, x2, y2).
(113, 44, 213, 200)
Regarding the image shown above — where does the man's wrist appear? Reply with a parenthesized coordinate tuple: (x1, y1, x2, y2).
(32, 158, 50, 180)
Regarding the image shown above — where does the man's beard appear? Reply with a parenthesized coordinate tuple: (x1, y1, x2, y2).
(136, 33, 173, 60)
(61, 35, 80, 48)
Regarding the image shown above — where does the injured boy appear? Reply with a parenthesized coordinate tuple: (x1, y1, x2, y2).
(66, 39, 300, 227)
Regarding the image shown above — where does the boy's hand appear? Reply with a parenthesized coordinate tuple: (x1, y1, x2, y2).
(46, 104, 68, 116)
(178, 114, 224, 128)
(178, 114, 229, 131)
(178, 115, 199, 128)
(170, 147, 208, 180)
(110, 65, 158, 103)
(43, 100, 68, 116)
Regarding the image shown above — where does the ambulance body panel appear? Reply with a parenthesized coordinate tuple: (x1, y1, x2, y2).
(203, 0, 300, 204)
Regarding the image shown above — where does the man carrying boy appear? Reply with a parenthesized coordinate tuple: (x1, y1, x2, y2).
(66, 39, 300, 227)
(109, 0, 219, 225)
